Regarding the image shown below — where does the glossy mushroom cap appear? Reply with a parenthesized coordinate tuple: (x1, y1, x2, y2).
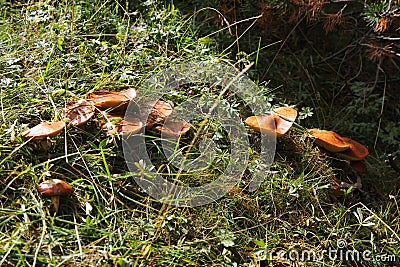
(245, 107, 297, 137)
(87, 89, 136, 111)
(146, 100, 173, 127)
(155, 120, 191, 136)
(336, 137, 369, 161)
(119, 87, 137, 99)
(37, 179, 73, 196)
(245, 114, 276, 135)
(101, 114, 143, 136)
(65, 99, 95, 126)
(22, 121, 66, 140)
(308, 129, 350, 153)
(273, 107, 297, 137)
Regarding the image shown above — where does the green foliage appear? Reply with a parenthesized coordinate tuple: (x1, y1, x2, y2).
(0, 0, 399, 266)
(363, 1, 389, 27)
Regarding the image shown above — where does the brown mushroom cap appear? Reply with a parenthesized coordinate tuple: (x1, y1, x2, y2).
(308, 129, 350, 153)
(118, 118, 143, 136)
(37, 179, 73, 196)
(87, 90, 135, 111)
(22, 121, 66, 140)
(65, 99, 95, 126)
(350, 160, 367, 173)
(245, 115, 276, 135)
(101, 114, 143, 136)
(119, 87, 137, 99)
(144, 100, 173, 127)
(273, 107, 297, 137)
(155, 120, 191, 136)
(336, 137, 369, 161)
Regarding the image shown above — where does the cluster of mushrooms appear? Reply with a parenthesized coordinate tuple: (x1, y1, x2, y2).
(23, 88, 191, 213)
(22, 87, 191, 140)
(23, 89, 369, 213)
(245, 107, 369, 182)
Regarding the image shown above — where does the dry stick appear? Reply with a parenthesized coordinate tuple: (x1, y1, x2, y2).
(374, 62, 386, 149)
(0, 88, 5, 123)
(222, 15, 261, 55)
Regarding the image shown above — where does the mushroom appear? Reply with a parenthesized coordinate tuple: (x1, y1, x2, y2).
(101, 114, 143, 136)
(22, 121, 66, 140)
(117, 118, 143, 136)
(335, 137, 369, 161)
(119, 87, 137, 99)
(308, 129, 350, 153)
(87, 89, 136, 112)
(245, 114, 276, 135)
(143, 100, 173, 127)
(37, 179, 73, 213)
(155, 120, 191, 136)
(245, 106, 297, 137)
(65, 99, 95, 126)
(272, 107, 298, 137)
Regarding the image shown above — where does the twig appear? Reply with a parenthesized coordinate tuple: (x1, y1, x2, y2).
(222, 16, 261, 55)
(0, 88, 5, 123)
(261, 15, 306, 80)
(374, 63, 386, 149)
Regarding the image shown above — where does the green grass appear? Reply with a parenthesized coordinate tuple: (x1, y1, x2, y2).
(0, 1, 399, 266)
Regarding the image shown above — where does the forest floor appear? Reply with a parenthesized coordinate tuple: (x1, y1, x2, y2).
(0, 1, 399, 266)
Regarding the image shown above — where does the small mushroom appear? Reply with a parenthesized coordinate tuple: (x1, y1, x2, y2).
(22, 121, 66, 140)
(37, 179, 73, 213)
(101, 114, 143, 136)
(336, 137, 369, 161)
(308, 129, 350, 153)
(65, 99, 95, 126)
(155, 120, 191, 136)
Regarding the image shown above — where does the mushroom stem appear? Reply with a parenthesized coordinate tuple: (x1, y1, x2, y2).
(51, 195, 60, 213)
